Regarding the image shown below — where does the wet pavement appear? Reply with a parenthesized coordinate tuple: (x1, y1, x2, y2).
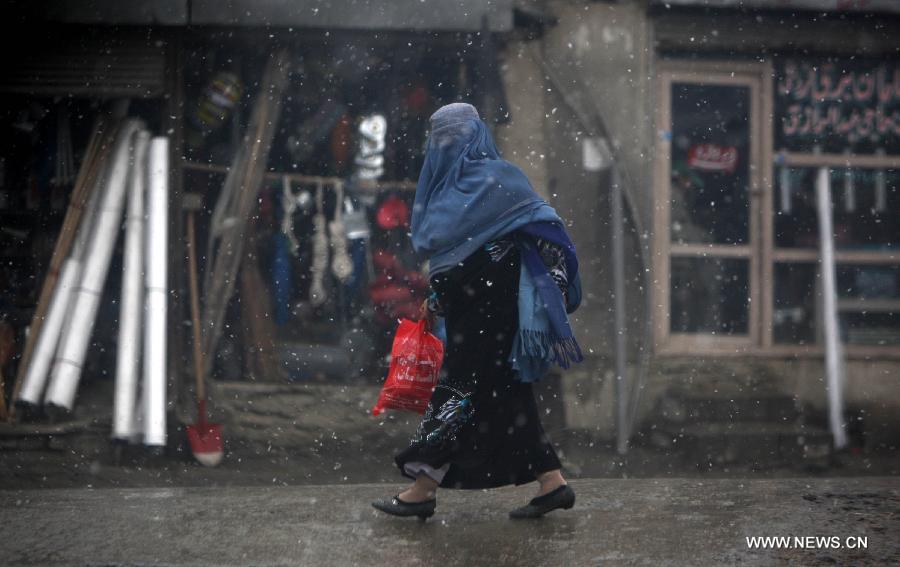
(1, 477, 898, 566)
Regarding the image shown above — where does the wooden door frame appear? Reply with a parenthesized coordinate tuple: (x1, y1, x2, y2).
(652, 59, 772, 355)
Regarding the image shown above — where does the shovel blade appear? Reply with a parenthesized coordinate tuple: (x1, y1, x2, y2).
(187, 422, 223, 467)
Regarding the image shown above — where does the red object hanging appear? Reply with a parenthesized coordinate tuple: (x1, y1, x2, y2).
(376, 195, 410, 229)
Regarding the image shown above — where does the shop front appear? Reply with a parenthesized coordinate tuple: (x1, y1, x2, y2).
(177, 25, 511, 383)
(645, 5, 900, 451)
(0, 3, 517, 451)
(651, 47, 899, 367)
(0, 28, 178, 424)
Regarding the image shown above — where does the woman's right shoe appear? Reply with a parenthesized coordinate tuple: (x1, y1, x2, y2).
(509, 484, 575, 519)
(372, 494, 436, 520)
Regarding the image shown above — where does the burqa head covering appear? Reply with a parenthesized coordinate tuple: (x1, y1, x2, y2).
(411, 103, 561, 275)
(411, 103, 583, 381)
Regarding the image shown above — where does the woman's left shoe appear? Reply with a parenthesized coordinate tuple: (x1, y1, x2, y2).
(372, 494, 436, 520)
(509, 484, 575, 519)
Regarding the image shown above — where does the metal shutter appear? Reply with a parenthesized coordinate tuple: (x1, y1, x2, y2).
(2, 39, 166, 98)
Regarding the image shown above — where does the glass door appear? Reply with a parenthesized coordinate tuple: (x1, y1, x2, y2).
(653, 66, 764, 353)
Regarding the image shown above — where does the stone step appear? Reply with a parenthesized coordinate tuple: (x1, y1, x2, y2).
(646, 421, 834, 467)
(656, 391, 801, 424)
(278, 342, 355, 380)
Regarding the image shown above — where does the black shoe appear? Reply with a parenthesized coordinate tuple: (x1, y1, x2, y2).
(509, 484, 575, 519)
(372, 494, 436, 520)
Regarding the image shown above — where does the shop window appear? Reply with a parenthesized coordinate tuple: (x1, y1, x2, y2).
(773, 262, 900, 347)
(838, 264, 900, 346)
(772, 262, 817, 345)
(670, 256, 749, 335)
(656, 58, 900, 356)
(769, 56, 900, 355)
(669, 83, 750, 246)
(774, 167, 899, 250)
(653, 62, 761, 352)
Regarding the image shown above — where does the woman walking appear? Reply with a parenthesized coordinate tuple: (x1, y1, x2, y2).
(372, 103, 583, 520)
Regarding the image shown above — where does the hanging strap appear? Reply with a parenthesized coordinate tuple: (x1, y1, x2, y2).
(280, 175, 303, 257)
(309, 181, 329, 306)
(329, 180, 353, 282)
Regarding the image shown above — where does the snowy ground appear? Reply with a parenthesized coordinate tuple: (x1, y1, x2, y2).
(1, 477, 898, 566)
(2, 382, 899, 490)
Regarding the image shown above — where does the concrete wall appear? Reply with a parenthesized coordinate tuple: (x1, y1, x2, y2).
(494, 1, 657, 439)
(538, 0, 654, 356)
(527, 1, 655, 438)
(495, 40, 550, 200)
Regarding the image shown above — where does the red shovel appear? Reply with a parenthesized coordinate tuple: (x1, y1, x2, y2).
(186, 212, 223, 467)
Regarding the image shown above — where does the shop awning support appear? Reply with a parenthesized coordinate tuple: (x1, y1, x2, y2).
(528, 45, 651, 454)
(815, 167, 848, 450)
(610, 168, 629, 455)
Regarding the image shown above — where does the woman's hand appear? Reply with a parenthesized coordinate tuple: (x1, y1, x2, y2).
(419, 298, 436, 331)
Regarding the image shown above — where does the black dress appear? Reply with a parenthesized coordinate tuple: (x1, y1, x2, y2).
(393, 243, 563, 489)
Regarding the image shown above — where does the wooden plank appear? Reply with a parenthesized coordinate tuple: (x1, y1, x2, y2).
(747, 72, 763, 353)
(665, 333, 753, 351)
(181, 160, 417, 191)
(669, 244, 752, 258)
(764, 345, 900, 360)
(773, 249, 899, 264)
(200, 49, 292, 378)
(837, 298, 900, 313)
(657, 341, 900, 360)
(760, 60, 776, 349)
(656, 59, 771, 82)
(780, 152, 900, 169)
(239, 252, 284, 382)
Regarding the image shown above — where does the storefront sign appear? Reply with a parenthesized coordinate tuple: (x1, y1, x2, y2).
(775, 58, 900, 154)
(687, 143, 738, 173)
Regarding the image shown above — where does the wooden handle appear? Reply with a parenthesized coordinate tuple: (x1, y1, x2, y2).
(186, 212, 206, 410)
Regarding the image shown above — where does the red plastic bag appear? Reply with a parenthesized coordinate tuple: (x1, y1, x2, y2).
(372, 318, 444, 416)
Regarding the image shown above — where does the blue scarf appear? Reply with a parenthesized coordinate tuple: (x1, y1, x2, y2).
(510, 223, 583, 382)
(411, 103, 583, 383)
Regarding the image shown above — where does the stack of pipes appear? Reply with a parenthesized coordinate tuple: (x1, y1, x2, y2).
(16, 120, 171, 451)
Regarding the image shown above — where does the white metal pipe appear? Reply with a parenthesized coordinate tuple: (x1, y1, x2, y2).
(779, 165, 792, 214)
(44, 120, 142, 411)
(43, 182, 108, 404)
(874, 149, 887, 213)
(17, 258, 80, 405)
(143, 137, 169, 448)
(815, 167, 848, 449)
(112, 131, 150, 441)
(843, 150, 855, 213)
(17, 175, 107, 406)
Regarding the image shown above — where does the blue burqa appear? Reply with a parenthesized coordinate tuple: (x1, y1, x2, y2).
(410, 103, 583, 382)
